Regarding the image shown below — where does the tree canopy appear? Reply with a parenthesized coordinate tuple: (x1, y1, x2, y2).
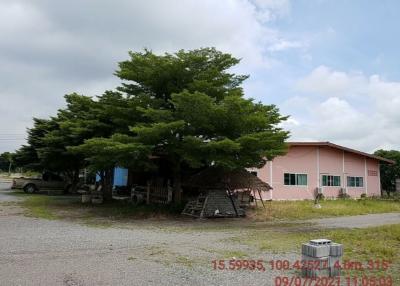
(0, 152, 13, 172)
(13, 48, 289, 202)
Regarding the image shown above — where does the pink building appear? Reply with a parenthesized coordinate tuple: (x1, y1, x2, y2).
(251, 142, 393, 200)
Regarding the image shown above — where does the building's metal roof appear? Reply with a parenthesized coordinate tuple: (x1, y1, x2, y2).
(288, 141, 395, 164)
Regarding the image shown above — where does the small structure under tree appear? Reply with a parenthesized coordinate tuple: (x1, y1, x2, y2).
(182, 167, 272, 218)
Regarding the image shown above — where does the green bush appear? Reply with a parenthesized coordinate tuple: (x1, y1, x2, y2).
(392, 192, 400, 201)
(338, 190, 351, 199)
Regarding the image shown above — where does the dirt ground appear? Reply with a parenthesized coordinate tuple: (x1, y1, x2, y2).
(0, 179, 398, 286)
(0, 181, 297, 286)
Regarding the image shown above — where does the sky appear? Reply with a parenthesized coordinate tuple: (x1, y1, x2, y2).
(1, 0, 400, 154)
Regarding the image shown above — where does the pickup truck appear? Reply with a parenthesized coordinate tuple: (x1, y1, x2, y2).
(11, 172, 70, 194)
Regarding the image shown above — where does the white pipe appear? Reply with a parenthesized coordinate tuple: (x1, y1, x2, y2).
(269, 160, 273, 200)
(364, 157, 368, 195)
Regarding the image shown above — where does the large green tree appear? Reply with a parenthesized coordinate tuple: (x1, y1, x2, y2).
(15, 48, 289, 203)
(88, 48, 289, 202)
(374, 150, 400, 196)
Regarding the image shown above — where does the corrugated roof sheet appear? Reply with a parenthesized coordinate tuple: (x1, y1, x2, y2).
(288, 141, 395, 164)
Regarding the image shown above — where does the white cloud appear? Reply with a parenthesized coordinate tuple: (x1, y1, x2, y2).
(251, 0, 291, 22)
(0, 0, 300, 153)
(268, 40, 304, 52)
(297, 65, 367, 97)
(368, 75, 400, 124)
(285, 66, 400, 152)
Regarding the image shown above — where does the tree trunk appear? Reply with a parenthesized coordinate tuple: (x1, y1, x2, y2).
(70, 169, 80, 193)
(63, 169, 80, 194)
(172, 164, 182, 204)
(102, 168, 114, 202)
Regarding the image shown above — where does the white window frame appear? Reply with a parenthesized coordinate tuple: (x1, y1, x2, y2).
(284, 173, 308, 186)
(321, 174, 341, 187)
(347, 176, 364, 188)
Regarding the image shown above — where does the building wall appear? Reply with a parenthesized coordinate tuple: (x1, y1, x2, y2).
(366, 158, 381, 197)
(255, 145, 381, 200)
(319, 146, 343, 198)
(343, 151, 366, 197)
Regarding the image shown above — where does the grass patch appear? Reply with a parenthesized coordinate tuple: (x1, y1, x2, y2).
(175, 255, 195, 268)
(233, 224, 400, 282)
(239, 224, 400, 260)
(217, 250, 248, 259)
(249, 199, 400, 221)
(10, 190, 399, 225)
(77, 200, 185, 220)
(147, 246, 168, 256)
(20, 195, 60, 220)
(81, 218, 114, 228)
(9, 191, 184, 224)
(0, 201, 19, 206)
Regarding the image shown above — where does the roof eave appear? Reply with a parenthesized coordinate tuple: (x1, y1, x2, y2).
(287, 141, 395, 164)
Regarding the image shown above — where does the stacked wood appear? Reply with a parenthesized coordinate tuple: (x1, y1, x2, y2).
(182, 190, 245, 218)
(182, 167, 271, 218)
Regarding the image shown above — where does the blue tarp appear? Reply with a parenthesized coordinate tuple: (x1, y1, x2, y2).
(95, 167, 128, 187)
(113, 167, 128, 186)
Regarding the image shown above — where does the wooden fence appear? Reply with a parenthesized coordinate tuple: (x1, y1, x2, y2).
(146, 178, 172, 204)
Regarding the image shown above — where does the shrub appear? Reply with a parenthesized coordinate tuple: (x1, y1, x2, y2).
(381, 193, 390, 199)
(338, 189, 351, 199)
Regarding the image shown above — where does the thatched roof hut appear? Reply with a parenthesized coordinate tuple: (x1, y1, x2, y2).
(184, 166, 272, 192)
(182, 167, 271, 218)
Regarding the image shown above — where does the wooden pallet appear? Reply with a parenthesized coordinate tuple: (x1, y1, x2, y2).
(182, 195, 207, 217)
(182, 190, 245, 218)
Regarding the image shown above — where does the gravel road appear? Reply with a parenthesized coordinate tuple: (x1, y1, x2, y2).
(0, 180, 295, 286)
(0, 178, 398, 286)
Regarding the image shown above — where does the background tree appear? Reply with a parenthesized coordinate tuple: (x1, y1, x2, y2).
(374, 150, 400, 196)
(12, 90, 145, 198)
(13, 94, 104, 191)
(0, 152, 14, 174)
(67, 91, 148, 200)
(13, 118, 57, 172)
(0, 153, 8, 171)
